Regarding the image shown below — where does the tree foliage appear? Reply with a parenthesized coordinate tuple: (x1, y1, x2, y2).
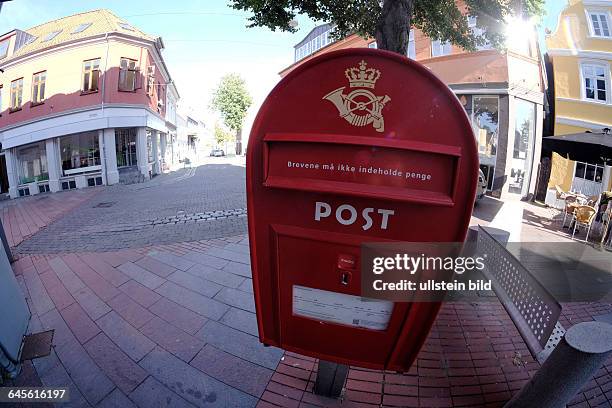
(214, 124, 235, 146)
(210, 74, 253, 132)
(229, 0, 545, 54)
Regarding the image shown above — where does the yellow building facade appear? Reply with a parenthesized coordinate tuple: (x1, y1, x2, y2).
(546, 0, 612, 199)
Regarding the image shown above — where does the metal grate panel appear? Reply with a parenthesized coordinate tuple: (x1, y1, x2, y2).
(478, 227, 563, 361)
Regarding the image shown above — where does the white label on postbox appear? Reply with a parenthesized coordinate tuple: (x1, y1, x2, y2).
(292, 285, 393, 331)
(314, 201, 395, 231)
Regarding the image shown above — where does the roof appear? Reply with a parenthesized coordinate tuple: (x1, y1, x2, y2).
(1, 9, 155, 63)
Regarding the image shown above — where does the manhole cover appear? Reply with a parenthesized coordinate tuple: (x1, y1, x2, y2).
(20, 330, 54, 361)
(94, 202, 115, 208)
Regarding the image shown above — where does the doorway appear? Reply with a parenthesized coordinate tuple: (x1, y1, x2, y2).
(115, 128, 138, 168)
(0, 152, 9, 195)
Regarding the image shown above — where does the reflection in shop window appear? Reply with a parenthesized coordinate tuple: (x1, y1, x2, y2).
(17, 142, 48, 184)
(472, 96, 498, 157)
(147, 131, 154, 163)
(60, 132, 100, 174)
(510, 99, 535, 195)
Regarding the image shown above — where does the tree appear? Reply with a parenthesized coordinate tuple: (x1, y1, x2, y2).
(211, 74, 253, 155)
(214, 124, 235, 152)
(229, 0, 545, 56)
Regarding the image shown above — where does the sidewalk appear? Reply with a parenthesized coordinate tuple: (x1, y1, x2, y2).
(8, 234, 612, 407)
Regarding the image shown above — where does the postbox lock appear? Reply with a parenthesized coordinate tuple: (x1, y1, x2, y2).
(340, 271, 352, 286)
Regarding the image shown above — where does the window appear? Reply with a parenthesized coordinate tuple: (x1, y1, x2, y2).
(472, 96, 499, 160)
(294, 27, 334, 61)
(589, 11, 611, 38)
(42, 30, 62, 42)
(431, 39, 452, 57)
(0, 39, 9, 59)
(408, 30, 416, 59)
(510, 99, 536, 195)
(32, 71, 46, 104)
(60, 132, 101, 174)
(368, 41, 377, 49)
(147, 132, 154, 163)
(0, 85, 3, 113)
(10, 78, 23, 110)
(72, 23, 92, 34)
(581, 63, 609, 103)
(119, 58, 138, 91)
(118, 22, 135, 31)
(82, 58, 100, 92)
(468, 16, 492, 51)
(16, 142, 48, 184)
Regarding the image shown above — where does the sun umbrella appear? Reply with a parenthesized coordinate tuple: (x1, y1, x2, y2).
(542, 128, 612, 164)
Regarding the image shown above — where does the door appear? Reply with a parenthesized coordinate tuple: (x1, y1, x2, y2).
(115, 129, 138, 167)
(509, 99, 536, 197)
(0, 153, 9, 194)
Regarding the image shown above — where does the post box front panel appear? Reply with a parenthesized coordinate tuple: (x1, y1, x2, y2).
(247, 49, 479, 370)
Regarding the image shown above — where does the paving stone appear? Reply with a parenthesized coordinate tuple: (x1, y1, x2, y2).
(32, 351, 91, 408)
(38, 309, 115, 405)
(38, 270, 76, 310)
(62, 254, 120, 301)
(79, 253, 131, 287)
(148, 250, 196, 272)
(96, 311, 155, 362)
(21, 267, 55, 316)
(237, 278, 254, 294)
(205, 247, 250, 265)
(98, 388, 138, 408)
(186, 263, 245, 289)
(149, 297, 208, 335)
(195, 320, 283, 370)
(190, 344, 272, 397)
(155, 281, 229, 321)
(84, 333, 148, 394)
(119, 280, 162, 308)
(60, 302, 101, 344)
(136, 256, 178, 278)
(220, 307, 259, 337)
(73, 286, 112, 321)
(167, 270, 223, 298)
(214, 287, 256, 312)
(108, 292, 155, 329)
(223, 261, 252, 278)
(118, 262, 165, 290)
(139, 346, 258, 407)
(129, 375, 193, 408)
(48, 256, 86, 294)
(140, 317, 204, 362)
(182, 252, 229, 270)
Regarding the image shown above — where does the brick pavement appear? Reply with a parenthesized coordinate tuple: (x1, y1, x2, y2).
(9, 234, 612, 407)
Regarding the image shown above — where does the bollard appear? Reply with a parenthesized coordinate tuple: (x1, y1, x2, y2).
(314, 360, 349, 398)
(504, 321, 612, 408)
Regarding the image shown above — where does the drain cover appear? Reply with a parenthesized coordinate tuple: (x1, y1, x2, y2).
(20, 330, 54, 361)
(94, 202, 115, 208)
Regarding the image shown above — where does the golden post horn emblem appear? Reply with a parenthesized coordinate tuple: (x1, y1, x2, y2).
(323, 60, 391, 133)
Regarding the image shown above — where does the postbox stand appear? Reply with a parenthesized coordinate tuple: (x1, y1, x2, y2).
(314, 360, 349, 398)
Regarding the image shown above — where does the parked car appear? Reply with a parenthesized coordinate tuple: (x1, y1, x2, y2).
(476, 168, 487, 202)
(210, 149, 225, 157)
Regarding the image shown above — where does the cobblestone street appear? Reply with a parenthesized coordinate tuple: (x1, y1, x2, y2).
(12, 162, 247, 254)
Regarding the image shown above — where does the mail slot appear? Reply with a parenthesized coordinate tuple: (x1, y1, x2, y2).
(246, 48, 478, 371)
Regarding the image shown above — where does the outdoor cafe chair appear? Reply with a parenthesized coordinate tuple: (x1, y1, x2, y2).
(562, 195, 578, 228)
(571, 205, 597, 242)
(554, 185, 569, 208)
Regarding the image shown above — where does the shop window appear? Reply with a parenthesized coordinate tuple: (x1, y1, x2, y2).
(32, 71, 46, 104)
(16, 142, 48, 184)
(82, 58, 100, 92)
(119, 58, 138, 91)
(60, 132, 100, 174)
(509, 99, 536, 195)
(147, 132, 154, 163)
(62, 180, 77, 190)
(472, 96, 499, 190)
(408, 30, 416, 59)
(38, 184, 50, 193)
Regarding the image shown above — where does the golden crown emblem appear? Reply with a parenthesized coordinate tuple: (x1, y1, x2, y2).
(345, 60, 381, 89)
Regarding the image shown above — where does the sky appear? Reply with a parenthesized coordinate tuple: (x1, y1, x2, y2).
(0, 0, 569, 138)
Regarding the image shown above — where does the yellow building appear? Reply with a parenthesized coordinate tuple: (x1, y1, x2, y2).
(545, 0, 612, 202)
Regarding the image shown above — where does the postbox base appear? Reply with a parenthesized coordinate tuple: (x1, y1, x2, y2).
(314, 360, 349, 399)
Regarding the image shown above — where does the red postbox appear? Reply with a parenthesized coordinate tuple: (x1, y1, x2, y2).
(246, 48, 478, 371)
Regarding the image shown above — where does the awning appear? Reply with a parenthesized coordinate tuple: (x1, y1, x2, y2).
(542, 128, 612, 164)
